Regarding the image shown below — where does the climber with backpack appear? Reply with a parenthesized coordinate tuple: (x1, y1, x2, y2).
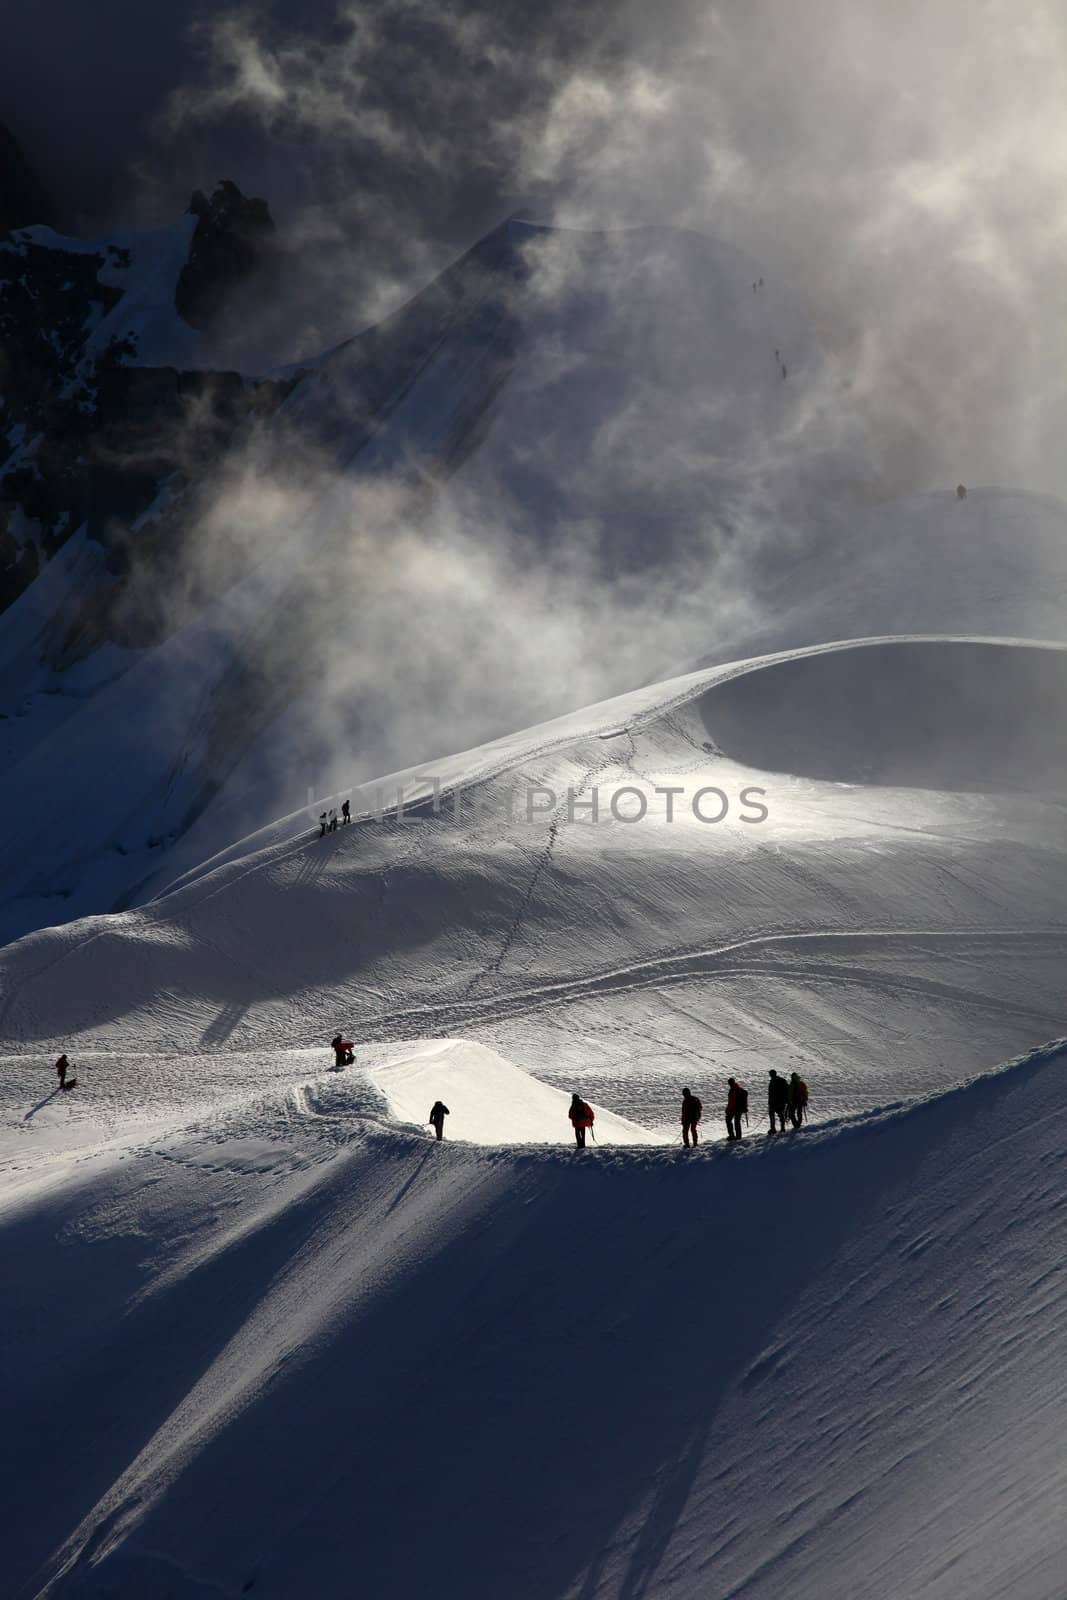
(788, 1072, 809, 1127)
(330, 1033, 355, 1068)
(569, 1092, 595, 1148)
(725, 1077, 748, 1140)
(681, 1086, 703, 1146)
(768, 1069, 790, 1133)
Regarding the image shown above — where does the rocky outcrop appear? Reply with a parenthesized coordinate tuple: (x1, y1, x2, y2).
(0, 202, 293, 630)
(176, 180, 275, 329)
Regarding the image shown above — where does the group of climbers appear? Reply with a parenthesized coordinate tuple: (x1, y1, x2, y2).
(42, 1032, 809, 1148)
(679, 1072, 807, 1144)
(319, 799, 352, 837)
(767, 1068, 808, 1132)
(688, 1070, 808, 1142)
(325, 1034, 808, 1147)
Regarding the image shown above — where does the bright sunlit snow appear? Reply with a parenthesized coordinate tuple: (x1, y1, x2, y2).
(3, 24, 1067, 1593)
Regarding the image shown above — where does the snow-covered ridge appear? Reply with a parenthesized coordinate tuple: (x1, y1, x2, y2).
(1, 627, 1064, 1152)
(3, 1032, 1065, 1597)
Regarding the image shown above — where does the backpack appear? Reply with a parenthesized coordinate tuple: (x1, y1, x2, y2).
(691, 1096, 702, 1121)
(797, 1079, 809, 1106)
(736, 1086, 749, 1119)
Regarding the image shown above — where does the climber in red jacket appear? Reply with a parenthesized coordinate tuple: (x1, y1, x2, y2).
(569, 1093, 594, 1148)
(330, 1033, 354, 1068)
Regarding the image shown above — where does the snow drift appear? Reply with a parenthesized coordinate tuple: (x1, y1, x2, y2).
(367, 1038, 668, 1146)
(2, 1035, 1065, 1598)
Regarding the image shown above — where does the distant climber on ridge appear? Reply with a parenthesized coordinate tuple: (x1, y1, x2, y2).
(342, 799, 351, 824)
(957, 483, 967, 499)
(55, 1053, 69, 1089)
(428, 1101, 450, 1141)
(328, 808, 338, 833)
(725, 1077, 748, 1140)
(768, 1069, 790, 1133)
(681, 1086, 703, 1146)
(319, 812, 328, 838)
(788, 1072, 809, 1127)
(331, 1033, 354, 1068)
(569, 1093, 594, 1148)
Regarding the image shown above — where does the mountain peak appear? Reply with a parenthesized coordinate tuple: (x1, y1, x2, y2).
(176, 179, 276, 330)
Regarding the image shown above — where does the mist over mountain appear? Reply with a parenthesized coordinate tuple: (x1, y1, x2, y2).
(3, 10, 1067, 1596)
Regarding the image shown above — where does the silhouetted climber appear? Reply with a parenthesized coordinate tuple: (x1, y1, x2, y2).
(331, 1033, 354, 1068)
(569, 1092, 594, 1148)
(774, 348, 780, 361)
(328, 808, 338, 833)
(780, 363, 788, 380)
(768, 1069, 790, 1133)
(429, 1101, 450, 1141)
(725, 1077, 748, 1140)
(342, 799, 351, 824)
(957, 483, 967, 499)
(681, 1086, 703, 1146)
(55, 1053, 69, 1089)
(788, 1072, 809, 1127)
(319, 812, 328, 838)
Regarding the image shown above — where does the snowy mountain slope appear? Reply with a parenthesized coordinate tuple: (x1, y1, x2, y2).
(4, 189, 1066, 947)
(1, 481, 1063, 955)
(2, 634, 1064, 1130)
(3, 1034, 1064, 1598)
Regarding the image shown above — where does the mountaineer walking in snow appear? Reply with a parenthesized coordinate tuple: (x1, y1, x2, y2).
(328, 808, 338, 833)
(55, 1053, 69, 1089)
(569, 1093, 594, 1148)
(681, 1086, 703, 1146)
(768, 1069, 790, 1133)
(342, 799, 351, 824)
(725, 1077, 748, 1140)
(788, 1072, 809, 1127)
(319, 812, 328, 838)
(429, 1101, 450, 1141)
(331, 1033, 354, 1068)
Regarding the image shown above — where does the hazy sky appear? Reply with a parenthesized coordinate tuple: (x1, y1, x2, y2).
(8, 1, 1067, 496)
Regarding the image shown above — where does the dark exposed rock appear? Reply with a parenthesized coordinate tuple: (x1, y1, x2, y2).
(0, 210, 294, 628)
(0, 122, 52, 233)
(176, 180, 275, 330)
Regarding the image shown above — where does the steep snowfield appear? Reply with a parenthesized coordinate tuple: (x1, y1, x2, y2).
(2, 199, 1067, 950)
(2, 633, 1064, 1130)
(2, 1035, 1065, 1598)
(5, 212, 1066, 1600)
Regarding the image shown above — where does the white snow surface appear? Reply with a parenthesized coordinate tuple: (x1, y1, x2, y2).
(4, 218, 1067, 1597)
(2, 1034, 1066, 1598)
(367, 1038, 669, 1145)
(2, 611, 1065, 1595)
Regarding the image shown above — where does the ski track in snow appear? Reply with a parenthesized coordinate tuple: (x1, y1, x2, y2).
(1, 498, 1066, 1592)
